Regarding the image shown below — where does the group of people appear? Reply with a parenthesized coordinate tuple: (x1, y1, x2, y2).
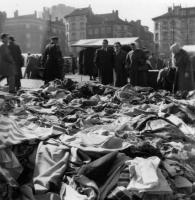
(94, 39, 152, 87)
(157, 43, 194, 92)
(93, 39, 194, 92)
(0, 33, 24, 93)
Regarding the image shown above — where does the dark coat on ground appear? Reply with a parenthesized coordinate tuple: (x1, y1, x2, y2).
(0, 42, 16, 77)
(126, 49, 146, 86)
(113, 50, 127, 87)
(8, 42, 23, 78)
(94, 48, 114, 85)
(42, 42, 63, 82)
(173, 49, 193, 91)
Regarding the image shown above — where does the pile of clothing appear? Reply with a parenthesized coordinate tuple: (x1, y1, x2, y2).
(0, 79, 195, 200)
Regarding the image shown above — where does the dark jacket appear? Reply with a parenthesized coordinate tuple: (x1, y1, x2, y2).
(126, 49, 146, 86)
(173, 49, 193, 91)
(0, 42, 16, 77)
(83, 48, 97, 76)
(94, 47, 114, 85)
(42, 42, 63, 82)
(114, 50, 127, 87)
(8, 42, 23, 78)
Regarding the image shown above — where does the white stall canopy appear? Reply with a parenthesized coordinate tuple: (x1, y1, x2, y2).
(71, 37, 139, 47)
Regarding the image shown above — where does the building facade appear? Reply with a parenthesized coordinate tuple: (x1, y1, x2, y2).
(65, 6, 154, 55)
(0, 11, 6, 34)
(153, 5, 195, 57)
(3, 10, 66, 55)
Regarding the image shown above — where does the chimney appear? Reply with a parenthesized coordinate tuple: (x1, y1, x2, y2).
(115, 10, 118, 17)
(168, 7, 172, 13)
(136, 20, 141, 25)
(14, 10, 18, 17)
(34, 11, 37, 18)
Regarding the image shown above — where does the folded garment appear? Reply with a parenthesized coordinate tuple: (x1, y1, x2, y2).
(126, 156, 160, 191)
(0, 115, 63, 148)
(33, 140, 70, 194)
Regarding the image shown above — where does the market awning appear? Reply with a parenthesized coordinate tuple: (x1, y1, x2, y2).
(183, 45, 195, 55)
(71, 37, 139, 47)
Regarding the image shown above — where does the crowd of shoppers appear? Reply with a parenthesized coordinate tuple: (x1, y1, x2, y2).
(0, 33, 23, 93)
(0, 33, 193, 94)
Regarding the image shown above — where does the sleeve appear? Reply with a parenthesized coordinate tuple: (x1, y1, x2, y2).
(94, 49, 99, 68)
(42, 46, 49, 66)
(125, 53, 130, 68)
(17, 46, 24, 67)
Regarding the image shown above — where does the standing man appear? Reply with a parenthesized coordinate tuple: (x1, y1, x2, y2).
(94, 39, 114, 85)
(8, 36, 24, 91)
(125, 43, 146, 86)
(0, 33, 16, 93)
(42, 36, 63, 84)
(113, 42, 127, 87)
(170, 43, 193, 91)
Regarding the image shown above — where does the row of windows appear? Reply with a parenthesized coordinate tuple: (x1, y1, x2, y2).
(88, 27, 112, 35)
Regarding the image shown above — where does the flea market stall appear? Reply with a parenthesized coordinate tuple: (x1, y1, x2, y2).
(1, 77, 195, 199)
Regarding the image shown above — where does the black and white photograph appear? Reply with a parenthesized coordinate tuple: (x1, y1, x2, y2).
(1, 0, 195, 199)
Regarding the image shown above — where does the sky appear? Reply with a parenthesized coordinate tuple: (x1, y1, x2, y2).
(1, 0, 195, 31)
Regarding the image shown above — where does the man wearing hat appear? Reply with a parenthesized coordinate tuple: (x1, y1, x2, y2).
(0, 33, 16, 93)
(8, 36, 24, 91)
(42, 36, 63, 84)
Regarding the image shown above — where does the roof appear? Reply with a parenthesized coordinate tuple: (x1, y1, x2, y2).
(87, 13, 128, 25)
(152, 13, 171, 20)
(65, 7, 91, 18)
(71, 37, 139, 47)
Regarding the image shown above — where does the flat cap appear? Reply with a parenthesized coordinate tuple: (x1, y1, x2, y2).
(1, 33, 9, 39)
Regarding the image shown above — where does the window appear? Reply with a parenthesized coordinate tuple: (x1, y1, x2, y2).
(101, 27, 105, 34)
(155, 33, 159, 41)
(26, 33, 31, 39)
(88, 29, 93, 35)
(80, 32, 85, 39)
(25, 24, 30, 29)
(52, 28, 57, 33)
(155, 22, 159, 30)
(106, 27, 111, 33)
(94, 28, 99, 34)
(26, 43, 31, 48)
(66, 24, 69, 31)
(80, 22, 85, 29)
(71, 22, 76, 30)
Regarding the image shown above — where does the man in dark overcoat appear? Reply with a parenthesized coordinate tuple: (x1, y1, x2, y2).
(8, 36, 24, 91)
(42, 36, 63, 84)
(125, 43, 146, 86)
(113, 42, 127, 87)
(0, 33, 16, 93)
(94, 39, 114, 85)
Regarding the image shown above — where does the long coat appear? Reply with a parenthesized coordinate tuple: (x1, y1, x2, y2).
(173, 49, 193, 91)
(126, 49, 146, 86)
(42, 43, 63, 82)
(94, 48, 114, 85)
(113, 50, 127, 87)
(0, 42, 16, 77)
(8, 42, 23, 78)
(83, 48, 97, 77)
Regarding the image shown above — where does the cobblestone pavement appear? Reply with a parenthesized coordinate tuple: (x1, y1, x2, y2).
(0, 74, 91, 90)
